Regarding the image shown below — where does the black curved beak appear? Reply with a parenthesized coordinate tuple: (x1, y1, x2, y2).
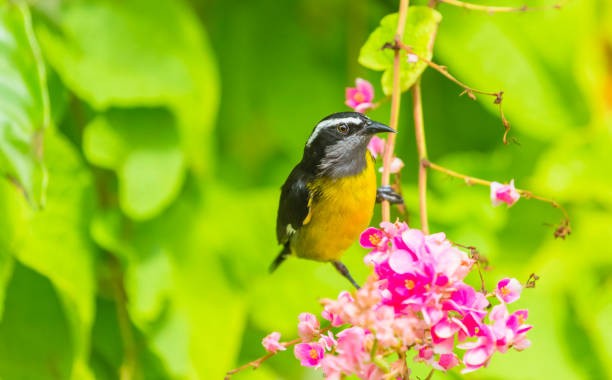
(364, 121, 396, 135)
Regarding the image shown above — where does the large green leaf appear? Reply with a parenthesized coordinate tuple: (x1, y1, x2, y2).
(0, 1, 49, 206)
(17, 132, 96, 380)
(83, 108, 185, 220)
(35, 0, 219, 175)
(12, 133, 95, 378)
(359, 7, 442, 95)
(0, 264, 75, 380)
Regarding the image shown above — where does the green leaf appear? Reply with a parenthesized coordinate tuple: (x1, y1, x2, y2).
(433, 1, 593, 139)
(36, 0, 219, 175)
(0, 1, 49, 206)
(16, 132, 96, 380)
(358, 7, 442, 95)
(89, 297, 173, 380)
(0, 178, 29, 321)
(0, 264, 75, 380)
(83, 108, 185, 220)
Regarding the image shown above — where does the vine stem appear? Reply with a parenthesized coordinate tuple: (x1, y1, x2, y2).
(436, 0, 564, 13)
(225, 335, 313, 379)
(397, 41, 511, 144)
(413, 80, 429, 234)
(381, 0, 410, 222)
(424, 160, 570, 221)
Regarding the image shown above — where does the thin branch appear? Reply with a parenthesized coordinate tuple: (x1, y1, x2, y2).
(381, 0, 410, 222)
(398, 41, 511, 144)
(413, 80, 429, 234)
(454, 242, 489, 292)
(424, 159, 571, 238)
(435, 0, 564, 13)
(225, 336, 305, 379)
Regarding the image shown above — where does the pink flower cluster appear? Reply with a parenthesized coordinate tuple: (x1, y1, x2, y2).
(263, 222, 532, 378)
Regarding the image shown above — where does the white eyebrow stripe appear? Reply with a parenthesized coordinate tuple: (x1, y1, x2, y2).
(306, 116, 362, 147)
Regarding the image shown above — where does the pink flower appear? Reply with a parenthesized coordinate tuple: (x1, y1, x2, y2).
(335, 327, 368, 368)
(298, 312, 320, 341)
(407, 53, 419, 63)
(431, 318, 461, 352)
(319, 331, 337, 351)
(458, 326, 496, 373)
(359, 227, 387, 250)
(367, 136, 385, 159)
(322, 291, 354, 326)
(490, 305, 532, 352)
(345, 78, 375, 113)
(437, 353, 459, 370)
(495, 278, 522, 304)
(418, 346, 433, 361)
(262, 332, 286, 353)
(378, 157, 404, 174)
(490, 180, 520, 207)
(443, 284, 489, 320)
(294, 342, 325, 367)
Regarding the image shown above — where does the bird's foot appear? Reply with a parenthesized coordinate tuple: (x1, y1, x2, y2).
(376, 185, 404, 205)
(332, 261, 360, 289)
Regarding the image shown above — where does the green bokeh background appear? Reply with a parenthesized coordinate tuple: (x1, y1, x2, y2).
(0, 0, 611, 379)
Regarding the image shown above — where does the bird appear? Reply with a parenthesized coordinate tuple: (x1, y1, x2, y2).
(270, 112, 402, 288)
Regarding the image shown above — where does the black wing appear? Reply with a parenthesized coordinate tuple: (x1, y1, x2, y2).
(276, 163, 314, 245)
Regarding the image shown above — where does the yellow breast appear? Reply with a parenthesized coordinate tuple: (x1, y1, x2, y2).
(293, 152, 376, 262)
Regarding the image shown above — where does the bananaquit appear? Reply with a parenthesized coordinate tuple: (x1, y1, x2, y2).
(271, 112, 402, 288)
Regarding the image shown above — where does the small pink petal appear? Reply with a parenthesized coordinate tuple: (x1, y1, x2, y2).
(345, 88, 359, 109)
(359, 227, 383, 248)
(355, 78, 374, 102)
(438, 353, 459, 370)
(490, 180, 520, 207)
(367, 136, 385, 159)
(495, 277, 522, 303)
(298, 312, 320, 341)
(407, 53, 419, 63)
(389, 157, 404, 174)
(388, 249, 416, 274)
(463, 345, 492, 367)
(355, 102, 374, 113)
(294, 342, 325, 367)
(262, 332, 286, 353)
(432, 319, 459, 339)
(418, 346, 434, 360)
(377, 157, 404, 174)
(318, 331, 337, 351)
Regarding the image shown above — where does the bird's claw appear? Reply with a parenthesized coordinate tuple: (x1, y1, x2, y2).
(376, 186, 404, 205)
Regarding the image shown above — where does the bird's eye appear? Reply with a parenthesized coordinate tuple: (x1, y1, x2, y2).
(336, 124, 349, 135)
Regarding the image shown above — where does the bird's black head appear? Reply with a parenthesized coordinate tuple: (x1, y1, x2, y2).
(302, 112, 395, 178)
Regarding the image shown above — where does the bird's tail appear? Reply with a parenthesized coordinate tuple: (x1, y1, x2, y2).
(269, 243, 291, 273)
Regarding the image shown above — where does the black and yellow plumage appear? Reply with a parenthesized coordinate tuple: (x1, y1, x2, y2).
(271, 112, 397, 288)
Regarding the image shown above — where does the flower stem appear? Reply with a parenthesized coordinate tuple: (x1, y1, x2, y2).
(398, 41, 511, 144)
(435, 0, 564, 13)
(225, 336, 303, 379)
(424, 160, 570, 229)
(381, 0, 410, 222)
(413, 80, 429, 234)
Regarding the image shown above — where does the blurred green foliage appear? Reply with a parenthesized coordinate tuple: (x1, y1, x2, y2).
(0, 0, 611, 379)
